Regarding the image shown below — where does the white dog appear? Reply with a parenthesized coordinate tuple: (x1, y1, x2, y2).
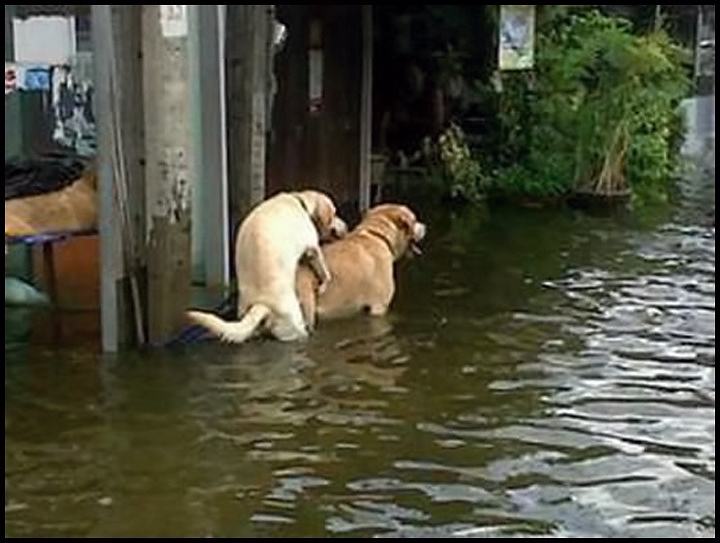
(187, 190, 346, 343)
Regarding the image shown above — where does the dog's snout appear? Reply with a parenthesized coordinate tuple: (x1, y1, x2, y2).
(413, 222, 426, 241)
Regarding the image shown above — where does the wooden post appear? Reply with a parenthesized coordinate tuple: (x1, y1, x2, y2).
(142, 6, 194, 345)
(226, 5, 273, 226)
(115, 7, 146, 275)
(358, 5, 373, 212)
(94, 6, 147, 351)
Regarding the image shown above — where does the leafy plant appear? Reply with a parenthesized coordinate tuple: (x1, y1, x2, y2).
(425, 123, 489, 202)
(489, 9, 691, 200)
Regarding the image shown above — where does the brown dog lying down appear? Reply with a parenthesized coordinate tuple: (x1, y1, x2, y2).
(296, 204, 426, 330)
(5, 171, 97, 237)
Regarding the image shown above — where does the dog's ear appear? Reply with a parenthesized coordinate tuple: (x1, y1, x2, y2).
(390, 206, 415, 234)
(315, 196, 336, 229)
(306, 192, 339, 234)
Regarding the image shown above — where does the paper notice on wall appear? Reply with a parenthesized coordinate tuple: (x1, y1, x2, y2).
(160, 5, 188, 38)
(499, 5, 535, 71)
(13, 16, 76, 65)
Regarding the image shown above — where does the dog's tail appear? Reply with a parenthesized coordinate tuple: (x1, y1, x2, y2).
(186, 304, 271, 344)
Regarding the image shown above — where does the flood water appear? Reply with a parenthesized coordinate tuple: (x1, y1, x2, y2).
(5, 110, 715, 537)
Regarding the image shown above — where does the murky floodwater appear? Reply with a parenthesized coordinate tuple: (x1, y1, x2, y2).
(5, 122, 715, 537)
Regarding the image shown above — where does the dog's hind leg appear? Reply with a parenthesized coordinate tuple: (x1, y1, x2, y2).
(271, 301, 310, 341)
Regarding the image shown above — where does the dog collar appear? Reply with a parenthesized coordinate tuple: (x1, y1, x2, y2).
(293, 194, 310, 215)
(293, 194, 320, 230)
(363, 228, 396, 258)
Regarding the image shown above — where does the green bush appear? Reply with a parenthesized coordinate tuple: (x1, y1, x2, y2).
(488, 9, 690, 200)
(424, 123, 489, 202)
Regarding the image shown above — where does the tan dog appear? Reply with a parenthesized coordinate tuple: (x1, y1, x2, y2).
(187, 190, 347, 343)
(296, 204, 426, 329)
(5, 171, 97, 237)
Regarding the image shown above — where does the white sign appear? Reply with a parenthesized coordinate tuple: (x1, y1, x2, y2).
(160, 5, 188, 38)
(499, 5, 535, 71)
(13, 16, 76, 65)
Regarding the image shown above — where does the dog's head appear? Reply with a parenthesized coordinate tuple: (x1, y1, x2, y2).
(362, 204, 426, 259)
(295, 190, 348, 241)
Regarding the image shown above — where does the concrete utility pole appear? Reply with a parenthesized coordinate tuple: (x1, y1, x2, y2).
(142, 5, 194, 345)
(93, 5, 139, 352)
